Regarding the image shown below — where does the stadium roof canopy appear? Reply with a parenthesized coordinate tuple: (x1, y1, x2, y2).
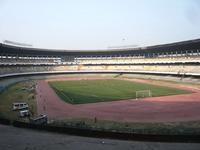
(0, 39, 200, 56)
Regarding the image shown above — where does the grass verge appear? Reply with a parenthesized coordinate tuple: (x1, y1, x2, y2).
(0, 81, 37, 121)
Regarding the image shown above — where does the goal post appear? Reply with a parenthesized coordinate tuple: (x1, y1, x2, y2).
(135, 90, 152, 100)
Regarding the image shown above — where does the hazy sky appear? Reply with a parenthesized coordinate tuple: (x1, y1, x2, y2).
(0, 0, 200, 50)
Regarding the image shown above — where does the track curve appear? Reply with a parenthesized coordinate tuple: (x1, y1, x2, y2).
(36, 77, 200, 122)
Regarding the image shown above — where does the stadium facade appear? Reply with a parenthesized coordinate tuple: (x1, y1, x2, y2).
(0, 39, 200, 77)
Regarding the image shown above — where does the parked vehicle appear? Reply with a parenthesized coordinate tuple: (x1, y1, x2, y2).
(12, 102, 28, 111)
(19, 110, 30, 117)
(30, 115, 48, 125)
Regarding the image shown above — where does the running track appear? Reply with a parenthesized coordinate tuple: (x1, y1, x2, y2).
(36, 77, 200, 122)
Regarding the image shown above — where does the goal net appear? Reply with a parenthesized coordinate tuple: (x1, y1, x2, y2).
(135, 90, 152, 100)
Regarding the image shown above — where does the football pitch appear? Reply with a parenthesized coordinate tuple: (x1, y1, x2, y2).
(48, 79, 191, 104)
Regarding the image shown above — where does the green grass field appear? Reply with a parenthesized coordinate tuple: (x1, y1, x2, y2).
(49, 79, 191, 104)
(0, 81, 37, 120)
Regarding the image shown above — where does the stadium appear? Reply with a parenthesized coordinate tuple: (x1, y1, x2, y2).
(2, 1, 200, 149)
(1, 38, 200, 127)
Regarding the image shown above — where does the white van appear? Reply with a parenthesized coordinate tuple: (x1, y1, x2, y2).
(12, 102, 28, 111)
(19, 110, 30, 117)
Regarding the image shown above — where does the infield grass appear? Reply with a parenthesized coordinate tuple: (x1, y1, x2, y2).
(49, 79, 191, 104)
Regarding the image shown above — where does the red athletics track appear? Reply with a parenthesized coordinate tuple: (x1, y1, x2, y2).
(36, 77, 200, 122)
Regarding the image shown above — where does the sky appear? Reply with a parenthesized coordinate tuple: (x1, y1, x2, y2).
(0, 0, 200, 50)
